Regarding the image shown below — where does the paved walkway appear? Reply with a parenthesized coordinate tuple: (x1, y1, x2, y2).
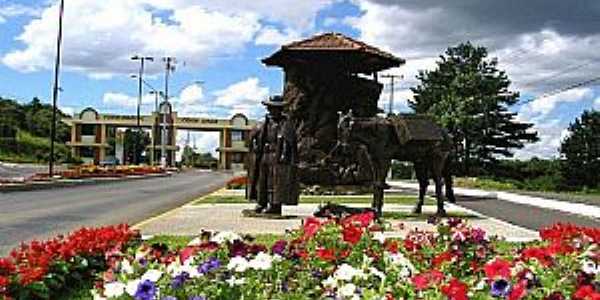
(134, 201, 538, 242)
(388, 181, 600, 231)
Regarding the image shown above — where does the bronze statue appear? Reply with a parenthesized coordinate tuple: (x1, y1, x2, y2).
(247, 96, 299, 215)
(247, 32, 456, 218)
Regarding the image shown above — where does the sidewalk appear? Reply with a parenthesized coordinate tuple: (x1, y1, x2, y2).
(388, 181, 600, 220)
(134, 192, 539, 242)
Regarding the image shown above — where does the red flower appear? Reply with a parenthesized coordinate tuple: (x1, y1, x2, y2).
(411, 270, 444, 290)
(303, 218, 322, 240)
(508, 280, 528, 300)
(521, 247, 552, 266)
(484, 258, 512, 280)
(342, 224, 363, 245)
(385, 240, 399, 254)
(574, 285, 600, 300)
(179, 246, 199, 263)
(433, 251, 454, 267)
(0, 275, 9, 292)
(441, 278, 469, 300)
(316, 248, 336, 262)
(341, 211, 375, 228)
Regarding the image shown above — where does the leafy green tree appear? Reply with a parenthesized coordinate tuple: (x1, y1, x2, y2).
(123, 129, 150, 165)
(410, 42, 538, 175)
(0, 98, 25, 135)
(560, 110, 600, 189)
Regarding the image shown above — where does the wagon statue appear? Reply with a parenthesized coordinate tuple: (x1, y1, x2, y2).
(247, 33, 455, 216)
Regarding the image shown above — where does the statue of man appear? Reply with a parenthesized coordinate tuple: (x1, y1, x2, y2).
(247, 95, 299, 215)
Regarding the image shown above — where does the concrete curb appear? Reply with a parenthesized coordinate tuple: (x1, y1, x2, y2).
(0, 173, 172, 193)
(388, 181, 600, 220)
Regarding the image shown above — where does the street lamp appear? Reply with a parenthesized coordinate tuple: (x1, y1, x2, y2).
(130, 55, 154, 164)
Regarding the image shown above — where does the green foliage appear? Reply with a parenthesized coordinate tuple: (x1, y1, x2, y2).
(410, 42, 538, 175)
(0, 130, 73, 163)
(123, 129, 150, 164)
(560, 110, 600, 189)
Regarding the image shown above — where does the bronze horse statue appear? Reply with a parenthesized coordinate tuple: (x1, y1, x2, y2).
(331, 110, 455, 216)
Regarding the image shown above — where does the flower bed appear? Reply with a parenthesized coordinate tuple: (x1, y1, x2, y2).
(88, 214, 600, 300)
(0, 225, 138, 299)
(225, 176, 247, 190)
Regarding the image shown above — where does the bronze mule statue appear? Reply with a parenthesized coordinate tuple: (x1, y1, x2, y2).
(332, 110, 455, 216)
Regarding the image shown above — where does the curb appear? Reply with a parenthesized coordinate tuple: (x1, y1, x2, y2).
(388, 181, 600, 220)
(0, 173, 172, 193)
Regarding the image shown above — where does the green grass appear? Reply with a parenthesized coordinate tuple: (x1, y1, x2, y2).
(191, 194, 435, 206)
(382, 211, 480, 220)
(146, 234, 285, 250)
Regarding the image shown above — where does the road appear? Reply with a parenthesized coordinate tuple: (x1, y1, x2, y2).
(456, 195, 600, 231)
(0, 170, 232, 255)
(0, 163, 57, 180)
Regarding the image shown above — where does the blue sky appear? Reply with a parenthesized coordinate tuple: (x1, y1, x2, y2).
(1, 0, 600, 158)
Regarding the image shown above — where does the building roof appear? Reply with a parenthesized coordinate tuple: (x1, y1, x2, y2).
(262, 32, 405, 73)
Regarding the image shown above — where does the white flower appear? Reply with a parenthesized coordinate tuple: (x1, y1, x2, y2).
(104, 281, 126, 298)
(474, 279, 487, 291)
(91, 289, 107, 300)
(120, 259, 134, 274)
(373, 232, 386, 244)
(227, 256, 249, 272)
(322, 276, 337, 288)
(582, 260, 599, 275)
(211, 231, 241, 244)
(226, 276, 246, 286)
(187, 237, 202, 246)
(141, 269, 163, 282)
(334, 264, 363, 281)
(369, 267, 385, 280)
(339, 283, 356, 297)
(249, 252, 273, 270)
(388, 253, 415, 273)
(125, 279, 141, 296)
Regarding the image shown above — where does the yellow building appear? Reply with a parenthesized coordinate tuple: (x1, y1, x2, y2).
(62, 103, 256, 170)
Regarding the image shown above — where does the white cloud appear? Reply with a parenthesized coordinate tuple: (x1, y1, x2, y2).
(213, 77, 269, 118)
(102, 92, 155, 109)
(255, 27, 301, 46)
(517, 88, 594, 123)
(0, 3, 41, 24)
(595, 97, 600, 110)
(3, 0, 261, 77)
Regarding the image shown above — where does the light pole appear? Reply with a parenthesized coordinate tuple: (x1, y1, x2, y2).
(49, 0, 64, 177)
(131, 55, 153, 164)
(381, 74, 403, 115)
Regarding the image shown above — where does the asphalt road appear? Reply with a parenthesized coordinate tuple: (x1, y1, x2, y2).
(0, 163, 57, 180)
(456, 195, 600, 231)
(0, 170, 232, 255)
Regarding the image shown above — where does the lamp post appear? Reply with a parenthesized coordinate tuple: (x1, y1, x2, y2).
(130, 55, 153, 165)
(49, 0, 64, 177)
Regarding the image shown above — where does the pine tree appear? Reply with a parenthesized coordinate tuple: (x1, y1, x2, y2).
(560, 110, 600, 189)
(410, 42, 538, 175)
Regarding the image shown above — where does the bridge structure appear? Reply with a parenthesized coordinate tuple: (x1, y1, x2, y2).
(62, 102, 256, 170)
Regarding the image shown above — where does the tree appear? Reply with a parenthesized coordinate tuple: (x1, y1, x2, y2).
(560, 110, 600, 189)
(410, 42, 538, 175)
(123, 129, 150, 165)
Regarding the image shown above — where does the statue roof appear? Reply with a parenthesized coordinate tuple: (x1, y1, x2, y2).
(262, 32, 404, 73)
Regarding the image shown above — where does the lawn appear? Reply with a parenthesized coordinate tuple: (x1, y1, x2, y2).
(191, 193, 436, 206)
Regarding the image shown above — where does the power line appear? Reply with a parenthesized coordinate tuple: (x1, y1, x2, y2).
(519, 75, 600, 106)
(520, 61, 597, 89)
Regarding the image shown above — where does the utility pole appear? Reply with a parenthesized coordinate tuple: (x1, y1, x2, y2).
(131, 55, 153, 165)
(161, 57, 176, 167)
(381, 74, 403, 115)
(49, 0, 65, 178)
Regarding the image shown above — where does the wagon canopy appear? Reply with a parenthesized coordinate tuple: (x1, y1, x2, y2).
(262, 32, 404, 74)
(388, 114, 445, 144)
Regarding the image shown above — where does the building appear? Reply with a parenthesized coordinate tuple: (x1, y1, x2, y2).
(62, 102, 256, 170)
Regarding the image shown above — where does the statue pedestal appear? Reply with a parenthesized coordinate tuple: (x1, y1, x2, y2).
(241, 209, 296, 220)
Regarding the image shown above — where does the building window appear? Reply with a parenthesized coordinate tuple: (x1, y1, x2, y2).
(80, 147, 95, 158)
(81, 124, 95, 136)
(231, 130, 243, 142)
(232, 153, 244, 163)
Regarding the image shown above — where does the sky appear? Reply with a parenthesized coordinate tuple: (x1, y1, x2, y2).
(1, 0, 600, 159)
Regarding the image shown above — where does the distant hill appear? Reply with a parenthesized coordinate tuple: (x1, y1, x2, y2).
(0, 97, 74, 163)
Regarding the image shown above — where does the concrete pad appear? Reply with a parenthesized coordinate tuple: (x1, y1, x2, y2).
(134, 202, 539, 242)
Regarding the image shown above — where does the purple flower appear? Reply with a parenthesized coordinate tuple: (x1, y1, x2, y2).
(134, 280, 157, 300)
(171, 271, 190, 289)
(271, 240, 287, 255)
(198, 257, 221, 274)
(138, 257, 148, 268)
(490, 279, 511, 297)
(471, 228, 486, 242)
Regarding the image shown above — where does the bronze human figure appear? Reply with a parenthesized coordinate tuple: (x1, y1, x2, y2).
(247, 96, 299, 215)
